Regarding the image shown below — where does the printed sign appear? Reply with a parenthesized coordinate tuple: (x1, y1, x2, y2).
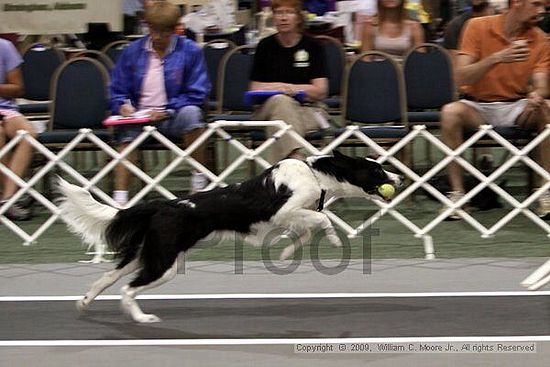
(0, 0, 123, 34)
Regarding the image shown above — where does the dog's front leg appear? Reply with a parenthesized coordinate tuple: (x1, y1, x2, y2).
(275, 209, 343, 261)
(279, 229, 310, 261)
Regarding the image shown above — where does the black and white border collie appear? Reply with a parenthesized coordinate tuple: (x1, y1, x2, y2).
(58, 151, 402, 323)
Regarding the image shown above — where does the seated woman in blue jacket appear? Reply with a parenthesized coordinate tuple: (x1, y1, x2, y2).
(110, 1, 210, 206)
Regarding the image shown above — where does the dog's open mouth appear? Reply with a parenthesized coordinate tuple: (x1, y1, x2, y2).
(366, 188, 394, 202)
(377, 191, 393, 202)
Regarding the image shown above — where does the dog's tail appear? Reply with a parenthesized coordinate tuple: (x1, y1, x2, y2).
(57, 177, 119, 250)
(57, 177, 160, 262)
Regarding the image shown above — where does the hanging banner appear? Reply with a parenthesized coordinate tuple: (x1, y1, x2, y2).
(0, 0, 123, 35)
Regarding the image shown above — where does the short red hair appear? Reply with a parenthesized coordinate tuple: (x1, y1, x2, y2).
(271, 0, 303, 11)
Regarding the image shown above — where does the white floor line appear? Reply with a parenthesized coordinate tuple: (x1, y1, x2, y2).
(1, 336, 550, 347)
(1, 291, 550, 302)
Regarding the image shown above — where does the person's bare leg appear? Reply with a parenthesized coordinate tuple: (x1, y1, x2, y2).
(1, 116, 36, 200)
(0, 125, 7, 194)
(517, 100, 550, 186)
(440, 102, 484, 193)
(114, 143, 138, 191)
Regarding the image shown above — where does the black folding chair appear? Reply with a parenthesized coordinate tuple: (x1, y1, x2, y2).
(19, 44, 65, 116)
(73, 49, 114, 71)
(36, 57, 112, 195)
(39, 57, 112, 148)
(335, 51, 410, 164)
(403, 43, 456, 127)
(212, 44, 256, 119)
(314, 35, 346, 115)
(203, 39, 236, 113)
(101, 40, 130, 64)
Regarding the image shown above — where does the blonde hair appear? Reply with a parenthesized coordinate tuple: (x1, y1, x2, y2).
(145, 1, 180, 31)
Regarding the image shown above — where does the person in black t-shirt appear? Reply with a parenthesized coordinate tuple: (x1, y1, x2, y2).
(249, 0, 329, 163)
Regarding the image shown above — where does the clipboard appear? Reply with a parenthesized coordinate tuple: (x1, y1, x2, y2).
(102, 115, 152, 126)
(244, 90, 306, 106)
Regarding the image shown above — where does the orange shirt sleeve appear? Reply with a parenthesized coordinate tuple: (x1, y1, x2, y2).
(458, 18, 481, 60)
(534, 36, 550, 74)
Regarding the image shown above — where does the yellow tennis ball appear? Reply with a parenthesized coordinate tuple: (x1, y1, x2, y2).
(378, 184, 395, 199)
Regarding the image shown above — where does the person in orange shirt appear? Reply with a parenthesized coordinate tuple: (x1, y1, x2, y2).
(440, 0, 550, 220)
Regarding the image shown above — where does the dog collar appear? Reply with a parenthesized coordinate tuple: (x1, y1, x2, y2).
(317, 189, 326, 211)
(306, 159, 327, 211)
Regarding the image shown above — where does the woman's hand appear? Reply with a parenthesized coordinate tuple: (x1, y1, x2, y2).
(280, 83, 297, 96)
(119, 103, 135, 117)
(148, 110, 169, 123)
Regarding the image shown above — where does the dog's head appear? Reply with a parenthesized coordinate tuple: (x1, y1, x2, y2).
(310, 151, 403, 200)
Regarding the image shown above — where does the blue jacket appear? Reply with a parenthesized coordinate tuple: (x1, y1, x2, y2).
(109, 35, 210, 115)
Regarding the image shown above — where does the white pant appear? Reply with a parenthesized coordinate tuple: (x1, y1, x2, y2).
(459, 99, 528, 127)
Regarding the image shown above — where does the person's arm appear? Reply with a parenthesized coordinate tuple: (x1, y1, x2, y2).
(360, 21, 375, 53)
(292, 78, 328, 101)
(410, 21, 425, 48)
(249, 80, 290, 92)
(455, 44, 530, 87)
(531, 72, 549, 99)
(0, 67, 24, 99)
(249, 78, 328, 101)
(168, 43, 210, 110)
(521, 72, 548, 119)
(109, 47, 135, 115)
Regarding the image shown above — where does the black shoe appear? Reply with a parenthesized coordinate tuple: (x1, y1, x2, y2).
(479, 154, 494, 174)
(1, 201, 32, 221)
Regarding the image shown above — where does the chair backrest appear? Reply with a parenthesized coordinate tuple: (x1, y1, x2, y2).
(342, 51, 407, 124)
(203, 39, 236, 101)
(403, 43, 456, 110)
(50, 57, 109, 130)
(100, 40, 130, 64)
(314, 35, 345, 97)
(21, 44, 65, 101)
(73, 49, 114, 70)
(217, 44, 256, 113)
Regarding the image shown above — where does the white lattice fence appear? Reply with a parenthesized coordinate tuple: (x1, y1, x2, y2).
(0, 121, 549, 261)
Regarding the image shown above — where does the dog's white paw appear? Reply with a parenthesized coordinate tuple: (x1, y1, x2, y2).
(76, 297, 90, 312)
(279, 246, 295, 261)
(135, 314, 161, 323)
(328, 235, 343, 248)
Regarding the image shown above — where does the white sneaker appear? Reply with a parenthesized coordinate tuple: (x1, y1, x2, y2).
(537, 191, 550, 219)
(112, 190, 128, 209)
(440, 191, 466, 221)
(190, 172, 208, 194)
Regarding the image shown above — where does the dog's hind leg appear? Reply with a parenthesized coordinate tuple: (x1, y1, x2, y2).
(120, 253, 183, 323)
(76, 257, 141, 312)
